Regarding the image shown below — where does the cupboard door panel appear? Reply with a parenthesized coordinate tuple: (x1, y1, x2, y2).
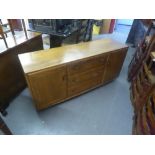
(103, 49, 127, 83)
(28, 66, 67, 109)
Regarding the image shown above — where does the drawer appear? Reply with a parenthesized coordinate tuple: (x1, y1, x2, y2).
(68, 66, 104, 86)
(68, 76, 102, 97)
(67, 54, 108, 75)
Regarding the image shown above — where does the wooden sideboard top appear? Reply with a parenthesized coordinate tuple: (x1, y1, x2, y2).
(0, 31, 41, 53)
(19, 38, 128, 74)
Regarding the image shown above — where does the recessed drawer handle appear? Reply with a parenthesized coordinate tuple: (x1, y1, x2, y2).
(72, 79, 79, 82)
(93, 73, 99, 77)
(62, 75, 67, 81)
(73, 65, 80, 70)
(99, 58, 105, 62)
(71, 89, 76, 92)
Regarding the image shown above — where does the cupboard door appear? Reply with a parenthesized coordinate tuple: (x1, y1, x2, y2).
(103, 49, 127, 83)
(27, 65, 67, 110)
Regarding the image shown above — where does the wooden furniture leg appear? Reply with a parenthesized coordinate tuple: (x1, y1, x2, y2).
(7, 19, 17, 45)
(0, 25, 8, 48)
(7, 19, 15, 35)
(0, 115, 12, 135)
(21, 19, 28, 39)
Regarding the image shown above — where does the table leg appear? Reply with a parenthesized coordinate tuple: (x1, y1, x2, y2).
(0, 115, 12, 135)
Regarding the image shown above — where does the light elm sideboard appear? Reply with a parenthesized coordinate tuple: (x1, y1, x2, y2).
(19, 38, 128, 110)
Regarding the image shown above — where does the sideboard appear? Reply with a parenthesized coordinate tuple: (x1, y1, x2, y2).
(19, 38, 128, 110)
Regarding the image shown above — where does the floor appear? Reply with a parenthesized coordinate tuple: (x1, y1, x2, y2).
(93, 24, 131, 44)
(1, 24, 135, 135)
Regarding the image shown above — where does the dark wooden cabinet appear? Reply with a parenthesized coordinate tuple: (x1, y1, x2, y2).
(0, 32, 43, 113)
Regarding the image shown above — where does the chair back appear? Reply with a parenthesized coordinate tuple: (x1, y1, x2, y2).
(0, 25, 8, 48)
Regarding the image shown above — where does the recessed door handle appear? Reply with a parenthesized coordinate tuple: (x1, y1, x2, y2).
(62, 75, 67, 81)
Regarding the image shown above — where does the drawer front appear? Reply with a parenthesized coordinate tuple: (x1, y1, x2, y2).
(68, 66, 104, 97)
(67, 54, 108, 75)
(68, 66, 104, 86)
(68, 76, 102, 97)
